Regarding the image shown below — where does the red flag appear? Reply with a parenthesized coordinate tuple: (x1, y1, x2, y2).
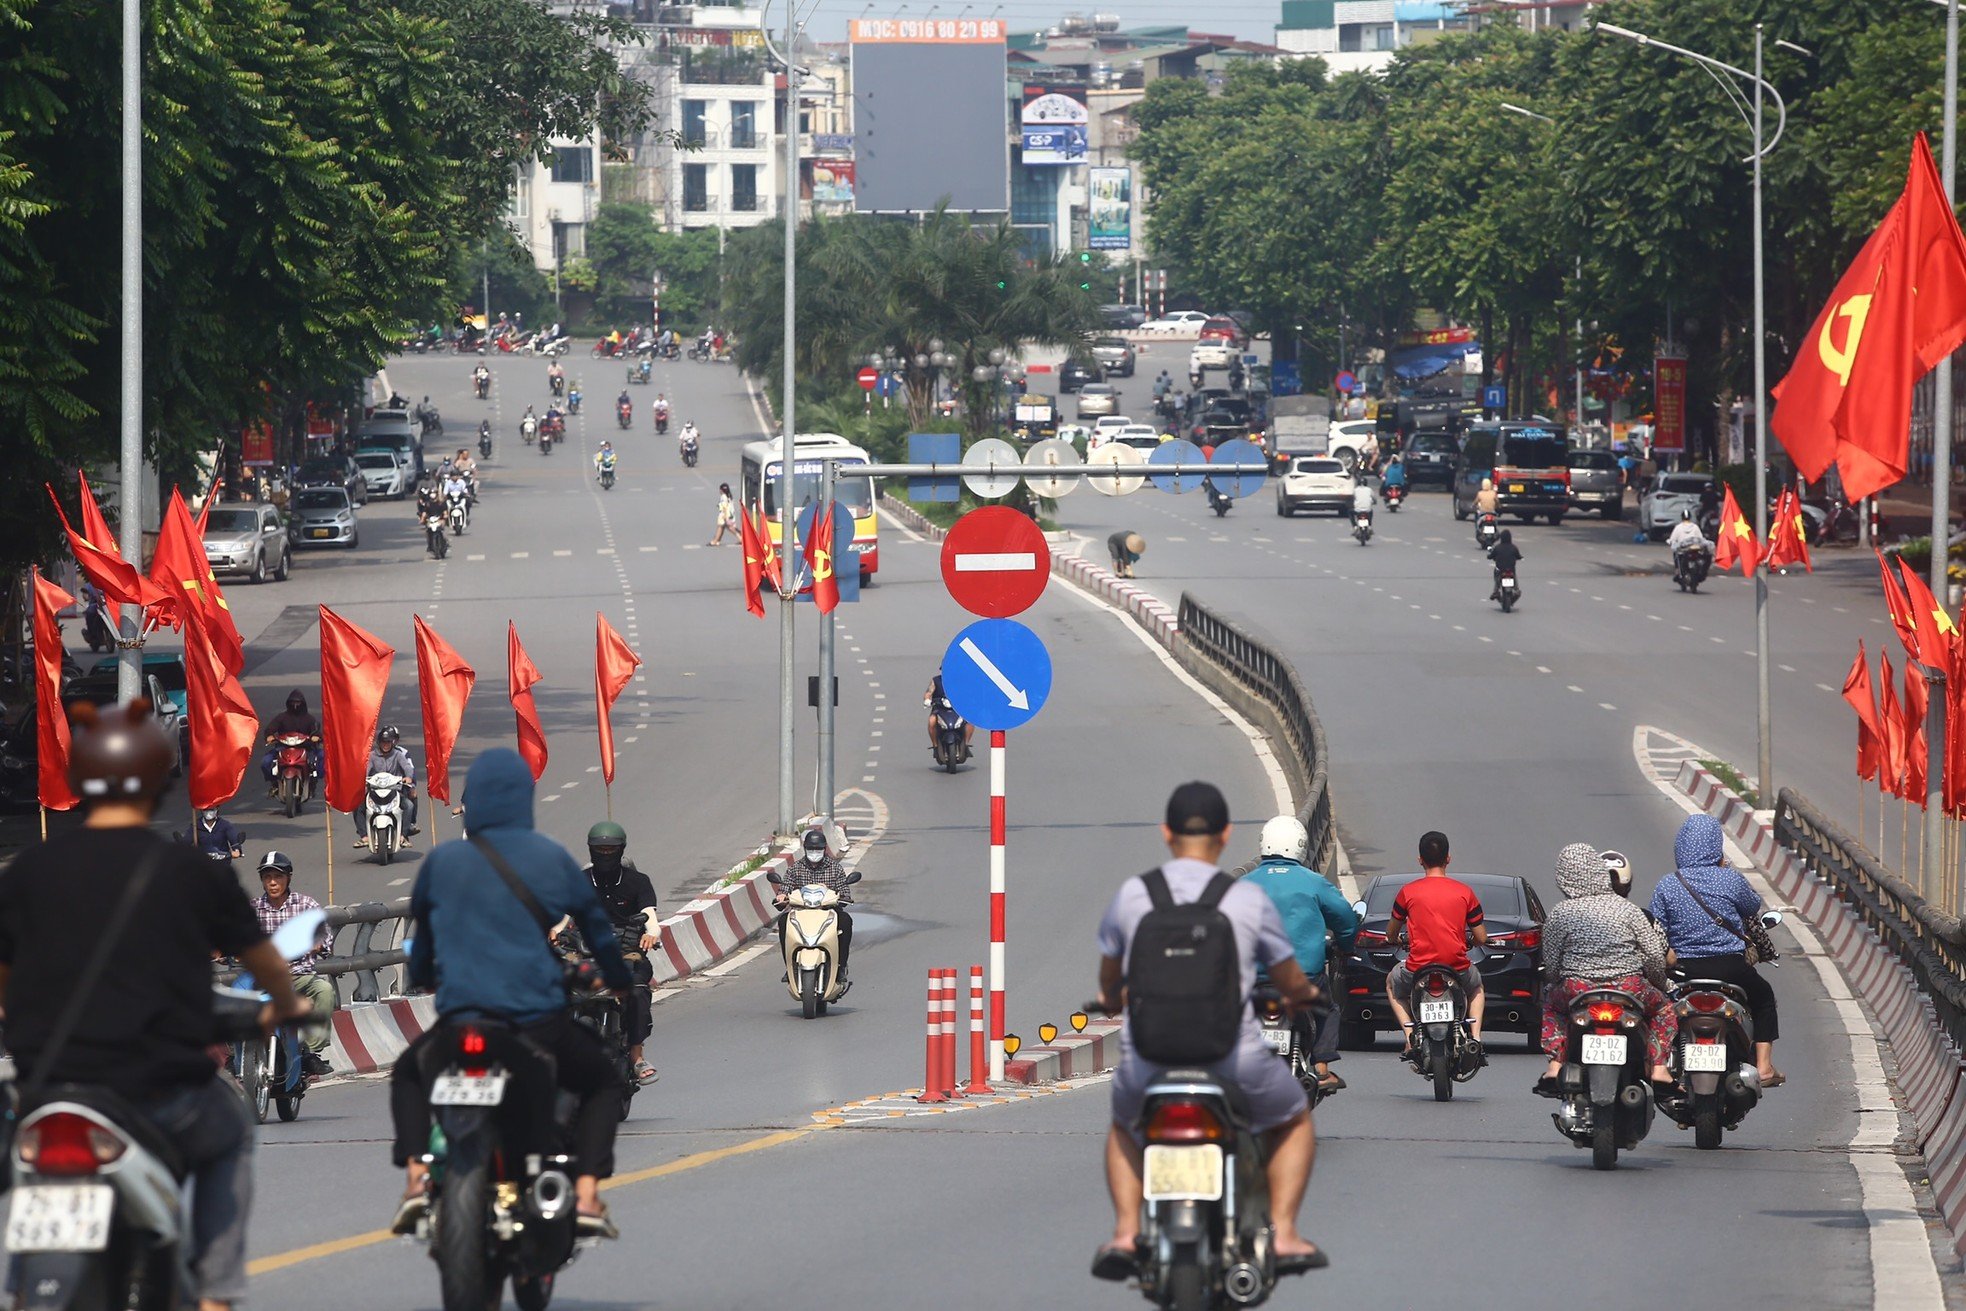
(193, 491, 213, 538)
(595, 614, 641, 786)
(1844, 642, 1883, 783)
(1877, 548, 1920, 657)
(1895, 558, 1958, 673)
(413, 616, 475, 806)
(508, 622, 548, 781)
(46, 483, 166, 614)
(150, 490, 244, 675)
(181, 623, 261, 810)
(79, 472, 116, 555)
(1763, 489, 1813, 574)
(1712, 486, 1759, 576)
(805, 501, 840, 615)
(318, 606, 397, 815)
(30, 571, 77, 811)
(1905, 660, 1931, 803)
(1771, 134, 1966, 501)
(1880, 649, 1906, 796)
(753, 503, 783, 590)
(739, 503, 768, 619)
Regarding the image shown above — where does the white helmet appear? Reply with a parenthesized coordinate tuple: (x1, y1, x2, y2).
(1258, 815, 1309, 863)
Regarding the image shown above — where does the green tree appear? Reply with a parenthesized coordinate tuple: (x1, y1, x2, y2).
(583, 205, 723, 330)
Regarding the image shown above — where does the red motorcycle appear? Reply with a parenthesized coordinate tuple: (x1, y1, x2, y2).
(592, 338, 626, 359)
(272, 733, 316, 818)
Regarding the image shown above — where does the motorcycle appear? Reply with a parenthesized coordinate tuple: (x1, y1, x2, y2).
(447, 492, 469, 537)
(1403, 957, 1484, 1100)
(425, 511, 449, 560)
(598, 459, 617, 491)
(654, 410, 669, 436)
(1551, 987, 1658, 1170)
(521, 417, 537, 446)
(1673, 544, 1713, 593)
(416, 407, 444, 440)
(1382, 482, 1406, 512)
(628, 360, 652, 386)
(765, 867, 860, 1018)
(567, 391, 582, 416)
(549, 374, 566, 399)
(554, 925, 645, 1120)
(929, 698, 969, 771)
(273, 732, 316, 818)
(474, 371, 490, 400)
(616, 402, 632, 431)
(82, 597, 114, 654)
(478, 428, 493, 460)
(687, 340, 713, 362)
(218, 960, 311, 1125)
(680, 436, 698, 468)
(539, 428, 554, 455)
(1253, 984, 1331, 1109)
(655, 341, 680, 361)
(363, 772, 408, 865)
(1494, 564, 1519, 613)
(1352, 511, 1372, 546)
(6, 912, 325, 1309)
(1475, 512, 1499, 551)
(1204, 481, 1232, 518)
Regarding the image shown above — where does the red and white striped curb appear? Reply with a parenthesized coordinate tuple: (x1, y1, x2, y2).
(1003, 1019, 1123, 1085)
(328, 996, 438, 1075)
(1674, 761, 1966, 1252)
(1050, 552, 1180, 649)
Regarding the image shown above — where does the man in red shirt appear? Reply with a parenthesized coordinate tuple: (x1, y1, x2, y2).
(1385, 830, 1487, 1057)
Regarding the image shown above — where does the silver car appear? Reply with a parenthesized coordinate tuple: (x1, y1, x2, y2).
(1567, 449, 1625, 520)
(1639, 472, 1716, 540)
(291, 487, 359, 549)
(202, 504, 290, 582)
(355, 449, 410, 499)
(1090, 337, 1136, 377)
(1077, 383, 1120, 419)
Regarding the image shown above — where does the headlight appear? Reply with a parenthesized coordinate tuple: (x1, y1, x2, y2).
(800, 885, 829, 907)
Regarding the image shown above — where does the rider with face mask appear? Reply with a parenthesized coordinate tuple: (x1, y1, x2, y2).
(581, 823, 661, 1086)
(184, 807, 246, 860)
(260, 690, 322, 794)
(775, 828, 853, 982)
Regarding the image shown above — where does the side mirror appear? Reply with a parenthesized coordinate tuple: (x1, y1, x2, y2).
(1759, 910, 1783, 928)
(765, 870, 783, 886)
(272, 907, 328, 961)
(1351, 900, 1368, 919)
(845, 870, 862, 886)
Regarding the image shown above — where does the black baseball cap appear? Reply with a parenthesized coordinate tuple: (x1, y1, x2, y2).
(1165, 781, 1230, 836)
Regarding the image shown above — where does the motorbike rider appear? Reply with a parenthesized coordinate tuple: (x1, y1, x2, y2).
(1380, 453, 1407, 495)
(595, 441, 618, 479)
(568, 381, 583, 413)
(472, 362, 490, 392)
(578, 823, 661, 1086)
(547, 360, 566, 393)
(390, 749, 632, 1238)
(416, 477, 443, 528)
(1384, 830, 1487, 1060)
(477, 418, 492, 446)
(1151, 369, 1171, 400)
(616, 389, 632, 414)
(260, 689, 322, 794)
(1534, 843, 1677, 1099)
(1091, 782, 1325, 1281)
(0, 700, 307, 1311)
(924, 667, 976, 757)
(679, 419, 700, 459)
(1242, 815, 1359, 1094)
(1474, 476, 1500, 518)
(441, 467, 472, 523)
(654, 392, 671, 424)
(252, 851, 337, 1076)
(1487, 528, 1523, 601)
(183, 807, 246, 861)
(1651, 814, 1784, 1087)
(1351, 477, 1376, 523)
(354, 725, 419, 849)
(1667, 508, 1709, 558)
(775, 827, 854, 983)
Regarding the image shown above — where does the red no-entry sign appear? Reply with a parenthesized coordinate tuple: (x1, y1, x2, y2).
(857, 366, 880, 392)
(941, 506, 1051, 618)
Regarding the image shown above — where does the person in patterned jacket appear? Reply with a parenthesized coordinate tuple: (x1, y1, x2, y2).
(1532, 842, 1677, 1099)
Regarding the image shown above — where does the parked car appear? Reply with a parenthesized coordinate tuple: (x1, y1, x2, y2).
(1099, 304, 1147, 330)
(63, 671, 185, 776)
(291, 487, 360, 548)
(295, 456, 367, 507)
(1568, 448, 1626, 520)
(81, 655, 190, 766)
(355, 448, 411, 499)
(1058, 356, 1103, 394)
(1451, 421, 1573, 524)
(1275, 457, 1355, 517)
(1090, 337, 1137, 377)
(1139, 310, 1210, 334)
(1198, 316, 1246, 347)
(200, 504, 290, 583)
(1336, 871, 1547, 1049)
(1400, 431, 1460, 488)
(1640, 472, 1718, 540)
(1076, 382, 1121, 419)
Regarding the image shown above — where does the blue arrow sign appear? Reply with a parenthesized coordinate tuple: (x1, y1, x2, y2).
(940, 619, 1052, 732)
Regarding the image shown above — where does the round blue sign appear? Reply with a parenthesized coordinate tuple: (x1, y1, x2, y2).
(1334, 370, 1359, 395)
(939, 619, 1053, 732)
(1148, 438, 1206, 494)
(1208, 438, 1269, 499)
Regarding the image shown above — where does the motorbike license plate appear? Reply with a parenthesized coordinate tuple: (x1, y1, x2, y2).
(1581, 1034, 1628, 1066)
(1418, 1000, 1456, 1024)
(6, 1184, 113, 1253)
(1682, 1043, 1729, 1073)
(1508, 483, 1525, 493)
(1259, 1026, 1292, 1053)
(1143, 1145, 1224, 1203)
(1500, 577, 1517, 590)
(430, 1072, 508, 1106)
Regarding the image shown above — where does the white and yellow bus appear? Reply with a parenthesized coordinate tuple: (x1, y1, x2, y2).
(739, 434, 880, 582)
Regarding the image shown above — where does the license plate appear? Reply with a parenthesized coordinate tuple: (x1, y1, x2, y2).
(1259, 1026, 1292, 1053)
(1581, 1034, 1628, 1065)
(1508, 483, 1525, 493)
(309, 528, 333, 539)
(1682, 1043, 1728, 1073)
(1501, 577, 1517, 590)
(1418, 999, 1456, 1024)
(430, 1072, 507, 1106)
(1143, 1145, 1224, 1202)
(6, 1185, 114, 1253)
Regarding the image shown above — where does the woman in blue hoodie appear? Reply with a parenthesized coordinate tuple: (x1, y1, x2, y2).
(1649, 814, 1783, 1087)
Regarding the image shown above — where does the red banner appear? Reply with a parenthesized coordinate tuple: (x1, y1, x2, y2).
(1397, 327, 1474, 346)
(241, 421, 275, 466)
(1654, 355, 1688, 453)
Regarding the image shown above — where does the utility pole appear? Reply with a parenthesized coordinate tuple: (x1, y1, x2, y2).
(818, 457, 836, 823)
(775, 0, 802, 836)
(1751, 25, 1772, 805)
(1926, 0, 1959, 900)
(117, 0, 143, 701)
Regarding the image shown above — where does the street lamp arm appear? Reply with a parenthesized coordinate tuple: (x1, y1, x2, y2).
(1596, 21, 1787, 161)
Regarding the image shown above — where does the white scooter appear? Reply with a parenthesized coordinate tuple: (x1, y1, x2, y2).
(364, 773, 408, 864)
(766, 867, 860, 1018)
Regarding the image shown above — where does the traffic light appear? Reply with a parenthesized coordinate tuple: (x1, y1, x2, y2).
(996, 279, 1008, 290)
(1077, 251, 1093, 292)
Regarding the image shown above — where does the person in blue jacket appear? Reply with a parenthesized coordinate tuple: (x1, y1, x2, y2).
(388, 748, 633, 1238)
(1243, 815, 1360, 1093)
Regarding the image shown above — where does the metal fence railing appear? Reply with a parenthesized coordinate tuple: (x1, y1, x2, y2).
(1176, 593, 1337, 878)
(1775, 788, 1966, 1050)
(316, 897, 411, 1004)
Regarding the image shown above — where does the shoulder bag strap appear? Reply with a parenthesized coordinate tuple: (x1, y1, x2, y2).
(1140, 868, 1173, 911)
(1195, 871, 1234, 910)
(1670, 869, 1746, 944)
(469, 834, 555, 937)
(20, 848, 164, 1103)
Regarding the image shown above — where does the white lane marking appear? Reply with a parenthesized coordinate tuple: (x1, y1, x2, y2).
(640, 545, 659, 552)
(554, 549, 573, 557)
(1780, 664, 1796, 673)
(702, 941, 774, 978)
(466, 553, 485, 561)
(1818, 683, 1835, 693)
(597, 548, 615, 555)
(388, 877, 410, 887)
(876, 506, 926, 543)
(1478, 635, 1493, 643)
(1598, 702, 1616, 710)
(542, 794, 560, 802)
(511, 551, 529, 559)
(1536, 665, 1552, 674)
(1566, 684, 1583, 693)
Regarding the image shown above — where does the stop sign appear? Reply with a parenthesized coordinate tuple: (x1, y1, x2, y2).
(857, 366, 879, 392)
(941, 506, 1051, 618)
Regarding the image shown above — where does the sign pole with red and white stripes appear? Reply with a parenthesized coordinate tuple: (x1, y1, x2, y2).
(989, 730, 1008, 1081)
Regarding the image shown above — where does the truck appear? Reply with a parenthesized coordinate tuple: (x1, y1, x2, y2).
(1010, 394, 1059, 443)
(1267, 395, 1331, 469)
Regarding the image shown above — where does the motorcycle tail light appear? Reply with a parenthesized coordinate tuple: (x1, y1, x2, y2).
(1145, 1101, 1226, 1144)
(1686, 992, 1727, 1014)
(21, 1112, 123, 1176)
(1423, 974, 1448, 996)
(1353, 928, 1386, 946)
(1586, 1002, 1625, 1024)
(460, 1026, 487, 1057)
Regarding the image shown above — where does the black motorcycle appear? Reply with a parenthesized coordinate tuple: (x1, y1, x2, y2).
(1660, 942, 1776, 1149)
(478, 427, 493, 460)
(680, 436, 699, 468)
(474, 372, 490, 400)
(556, 927, 644, 1120)
(1403, 957, 1483, 1101)
(1204, 479, 1232, 518)
(1494, 564, 1519, 613)
(1253, 984, 1332, 1109)
(1673, 544, 1713, 593)
(1550, 987, 1657, 1170)
(1475, 513, 1499, 551)
(930, 698, 969, 772)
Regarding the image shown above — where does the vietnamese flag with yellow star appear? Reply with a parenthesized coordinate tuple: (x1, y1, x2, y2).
(1770, 133, 1966, 501)
(1895, 555, 1958, 674)
(1712, 485, 1759, 577)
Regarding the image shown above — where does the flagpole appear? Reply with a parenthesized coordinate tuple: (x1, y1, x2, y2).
(325, 804, 335, 908)
(116, 0, 143, 705)
(1750, 24, 1774, 806)
(818, 459, 837, 824)
(1926, 0, 1960, 894)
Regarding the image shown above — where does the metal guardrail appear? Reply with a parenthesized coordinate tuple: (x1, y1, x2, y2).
(316, 897, 411, 1004)
(1775, 788, 1966, 1049)
(1176, 593, 1337, 878)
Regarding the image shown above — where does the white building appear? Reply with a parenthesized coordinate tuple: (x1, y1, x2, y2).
(510, 135, 603, 277)
(664, 8, 782, 233)
(1274, 0, 1599, 72)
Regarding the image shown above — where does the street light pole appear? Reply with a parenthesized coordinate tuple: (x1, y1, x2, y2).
(1926, 0, 1959, 899)
(764, 0, 803, 836)
(117, 0, 143, 701)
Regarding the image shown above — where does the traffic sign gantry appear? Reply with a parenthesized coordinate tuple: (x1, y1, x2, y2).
(941, 619, 1052, 732)
(857, 367, 879, 392)
(942, 506, 1050, 618)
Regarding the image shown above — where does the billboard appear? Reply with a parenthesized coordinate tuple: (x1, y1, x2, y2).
(810, 159, 856, 204)
(1088, 167, 1131, 251)
(1021, 85, 1088, 165)
(852, 18, 1008, 213)
(1654, 354, 1688, 453)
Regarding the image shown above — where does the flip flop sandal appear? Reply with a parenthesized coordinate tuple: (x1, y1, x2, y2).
(1090, 1245, 1139, 1282)
(1760, 1072, 1787, 1088)
(576, 1207, 620, 1240)
(1532, 1075, 1561, 1099)
(1276, 1249, 1330, 1274)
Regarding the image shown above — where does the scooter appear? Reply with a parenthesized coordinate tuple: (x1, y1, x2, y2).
(1495, 564, 1519, 613)
(549, 373, 566, 398)
(1551, 987, 1658, 1170)
(1204, 479, 1232, 517)
(1382, 482, 1406, 512)
(363, 773, 408, 864)
(539, 427, 555, 455)
(1475, 512, 1499, 551)
(1673, 544, 1713, 593)
(425, 510, 449, 560)
(680, 436, 699, 468)
(473, 371, 490, 400)
(478, 427, 493, 460)
(521, 417, 537, 446)
(1352, 510, 1373, 545)
(1659, 923, 1778, 1149)
(929, 698, 969, 771)
(1253, 984, 1332, 1109)
(655, 410, 670, 436)
(273, 732, 317, 818)
(616, 402, 632, 431)
(598, 458, 617, 491)
(447, 491, 469, 537)
(568, 390, 582, 416)
(766, 867, 860, 1018)
(1403, 955, 1485, 1101)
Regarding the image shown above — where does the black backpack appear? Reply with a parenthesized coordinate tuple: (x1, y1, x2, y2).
(1125, 868, 1243, 1065)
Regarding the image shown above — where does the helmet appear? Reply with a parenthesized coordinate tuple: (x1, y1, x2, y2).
(587, 821, 627, 848)
(1601, 849, 1633, 898)
(1257, 816, 1309, 862)
(377, 725, 400, 747)
(257, 851, 295, 878)
(801, 826, 829, 865)
(1680, 509, 1693, 522)
(587, 820, 626, 879)
(67, 700, 174, 805)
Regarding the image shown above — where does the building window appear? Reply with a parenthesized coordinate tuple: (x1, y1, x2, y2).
(550, 146, 593, 184)
(683, 163, 708, 212)
(682, 100, 708, 148)
(1011, 165, 1053, 229)
(731, 101, 759, 150)
(731, 164, 758, 212)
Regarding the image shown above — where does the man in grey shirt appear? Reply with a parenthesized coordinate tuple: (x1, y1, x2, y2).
(1091, 781, 1326, 1281)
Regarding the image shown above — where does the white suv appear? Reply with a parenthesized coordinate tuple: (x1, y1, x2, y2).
(1276, 457, 1355, 517)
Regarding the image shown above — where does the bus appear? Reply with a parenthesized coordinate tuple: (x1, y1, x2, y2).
(739, 434, 880, 581)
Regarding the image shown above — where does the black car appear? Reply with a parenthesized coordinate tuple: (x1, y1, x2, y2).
(1059, 356, 1103, 394)
(1400, 431, 1460, 488)
(1099, 303, 1147, 330)
(295, 456, 368, 507)
(1336, 872, 1547, 1049)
